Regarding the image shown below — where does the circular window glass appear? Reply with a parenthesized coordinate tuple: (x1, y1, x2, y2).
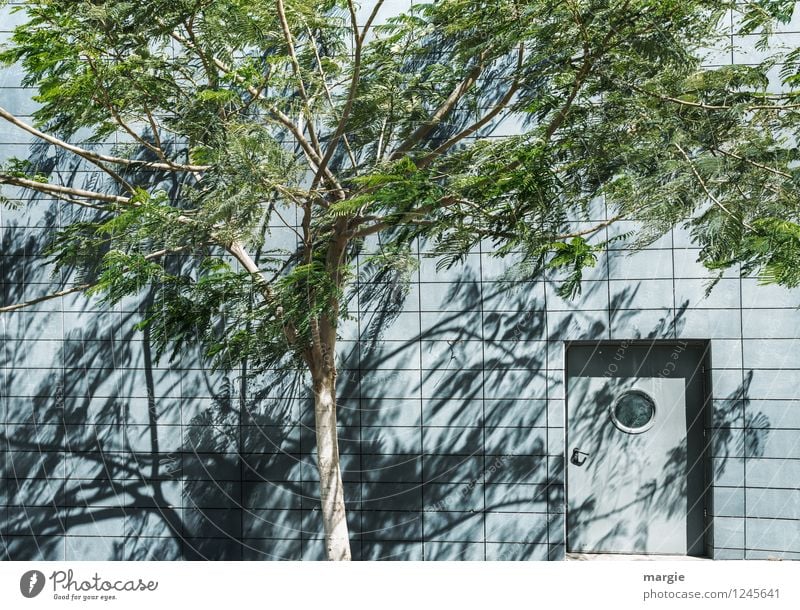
(610, 390, 656, 433)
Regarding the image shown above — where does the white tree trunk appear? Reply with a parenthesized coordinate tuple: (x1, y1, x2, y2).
(313, 371, 351, 560)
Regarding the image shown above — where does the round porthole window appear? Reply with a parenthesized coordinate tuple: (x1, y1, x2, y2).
(610, 389, 656, 434)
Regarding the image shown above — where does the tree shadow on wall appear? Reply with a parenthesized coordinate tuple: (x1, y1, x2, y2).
(2, 219, 769, 561)
(0, 104, 770, 561)
(333, 263, 701, 560)
(1, 133, 305, 559)
(2, 196, 771, 562)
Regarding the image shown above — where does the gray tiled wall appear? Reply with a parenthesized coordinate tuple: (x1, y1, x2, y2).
(2, 2, 800, 560)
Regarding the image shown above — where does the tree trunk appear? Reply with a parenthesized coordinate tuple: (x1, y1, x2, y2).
(312, 367, 351, 560)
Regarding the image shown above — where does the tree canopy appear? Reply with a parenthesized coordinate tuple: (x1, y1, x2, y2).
(2, 0, 800, 559)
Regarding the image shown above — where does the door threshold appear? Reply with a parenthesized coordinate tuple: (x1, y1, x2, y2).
(567, 553, 709, 561)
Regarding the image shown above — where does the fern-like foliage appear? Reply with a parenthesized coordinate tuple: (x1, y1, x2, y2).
(1, 0, 798, 376)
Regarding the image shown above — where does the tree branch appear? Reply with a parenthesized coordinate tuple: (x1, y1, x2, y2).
(541, 0, 626, 143)
(558, 214, 624, 239)
(202, 54, 346, 199)
(544, 51, 592, 142)
(312, 0, 385, 184)
(674, 142, 755, 231)
(0, 173, 131, 204)
(143, 103, 165, 154)
(84, 53, 177, 171)
(0, 245, 198, 313)
(711, 146, 792, 179)
(227, 239, 298, 345)
(305, 24, 358, 169)
(166, 25, 346, 198)
(390, 49, 491, 160)
(420, 44, 525, 166)
(0, 283, 94, 313)
(0, 173, 197, 229)
(625, 80, 800, 112)
(276, 0, 323, 155)
(184, 15, 219, 87)
(0, 106, 208, 174)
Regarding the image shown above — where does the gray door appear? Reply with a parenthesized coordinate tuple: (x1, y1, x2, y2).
(566, 343, 709, 556)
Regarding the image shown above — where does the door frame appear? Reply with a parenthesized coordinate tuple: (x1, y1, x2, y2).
(562, 339, 714, 558)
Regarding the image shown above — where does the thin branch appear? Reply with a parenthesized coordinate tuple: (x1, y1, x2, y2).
(84, 53, 173, 167)
(712, 146, 792, 179)
(168, 23, 346, 198)
(169, 29, 328, 173)
(375, 116, 389, 161)
(627, 81, 800, 112)
(0, 101, 134, 193)
(345, 0, 359, 41)
(541, 0, 626, 143)
(348, 191, 461, 239)
(351, 206, 624, 243)
(351, 43, 597, 235)
(0, 173, 131, 204)
(359, 0, 386, 42)
(674, 142, 755, 231)
(305, 23, 358, 169)
(544, 48, 592, 141)
(312, 0, 385, 184)
(46, 191, 112, 212)
(0, 106, 208, 173)
(227, 241, 276, 299)
(209, 56, 318, 158)
(143, 103, 165, 156)
(227, 239, 298, 345)
(0, 283, 94, 313)
(558, 214, 624, 239)
(184, 15, 218, 87)
(202, 53, 346, 199)
(420, 44, 525, 166)
(390, 50, 491, 160)
(0, 173, 201, 230)
(27, 57, 136, 192)
(349, 217, 433, 239)
(276, 0, 323, 157)
(270, 203, 305, 242)
(0, 245, 197, 313)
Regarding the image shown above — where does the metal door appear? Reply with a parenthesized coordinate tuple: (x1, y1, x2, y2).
(566, 343, 709, 556)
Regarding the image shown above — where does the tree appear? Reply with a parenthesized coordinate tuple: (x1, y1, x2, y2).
(1, 0, 792, 560)
(661, 0, 800, 289)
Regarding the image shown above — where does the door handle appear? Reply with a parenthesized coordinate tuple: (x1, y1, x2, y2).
(571, 448, 590, 466)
